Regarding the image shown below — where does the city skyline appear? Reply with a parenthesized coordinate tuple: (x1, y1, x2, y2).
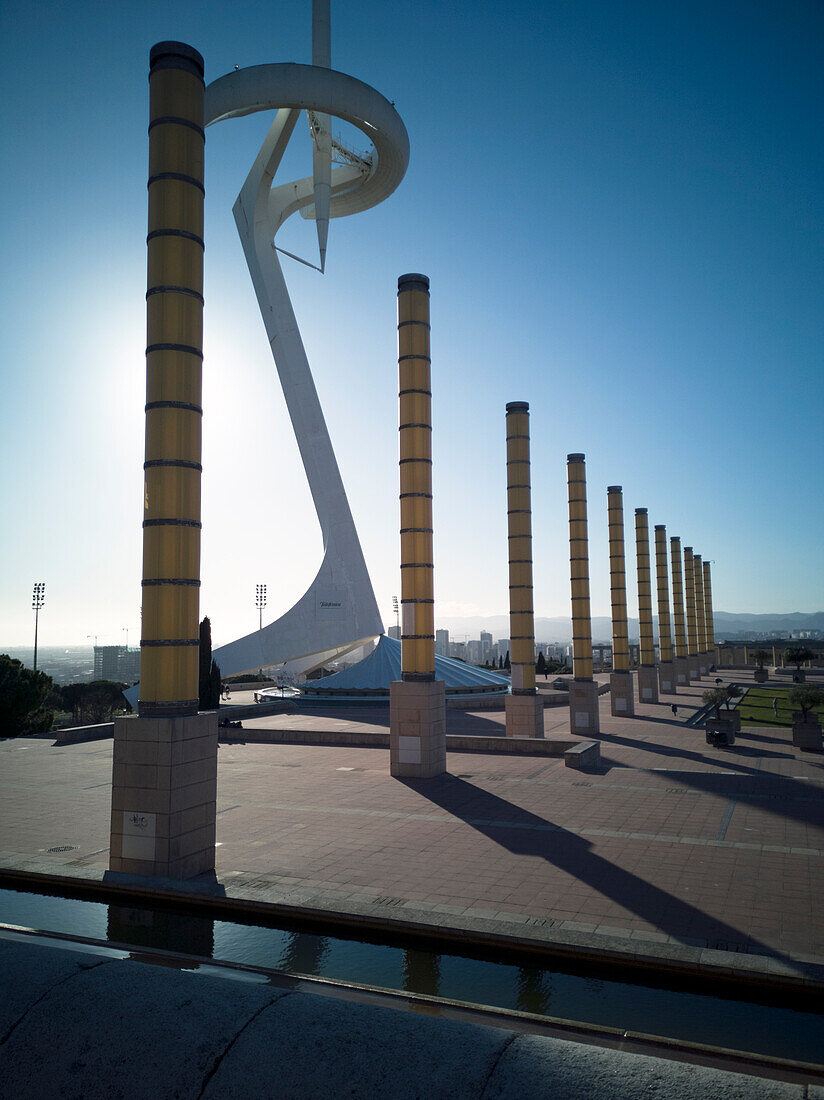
(1, 0, 823, 647)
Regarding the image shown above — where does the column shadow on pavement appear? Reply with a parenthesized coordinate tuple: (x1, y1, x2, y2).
(401, 774, 800, 969)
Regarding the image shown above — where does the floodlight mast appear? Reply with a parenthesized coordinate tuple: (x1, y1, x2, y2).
(256, 583, 268, 632)
(31, 582, 45, 672)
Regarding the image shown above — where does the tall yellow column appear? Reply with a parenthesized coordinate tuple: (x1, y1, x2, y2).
(567, 454, 600, 735)
(141, 42, 207, 715)
(390, 273, 445, 777)
(654, 525, 676, 693)
(110, 42, 217, 880)
(607, 487, 633, 716)
(504, 403, 543, 738)
(683, 546, 700, 680)
(693, 553, 708, 674)
(703, 560, 716, 665)
(670, 536, 690, 686)
(635, 509, 659, 703)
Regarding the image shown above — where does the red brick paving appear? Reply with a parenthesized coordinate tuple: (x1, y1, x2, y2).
(1, 670, 822, 967)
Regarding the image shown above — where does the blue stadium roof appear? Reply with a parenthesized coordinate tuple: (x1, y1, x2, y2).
(302, 635, 509, 695)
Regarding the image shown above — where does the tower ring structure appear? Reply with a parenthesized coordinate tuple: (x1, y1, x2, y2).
(206, 63, 409, 678)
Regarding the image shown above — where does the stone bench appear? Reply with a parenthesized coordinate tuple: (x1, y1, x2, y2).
(563, 740, 600, 769)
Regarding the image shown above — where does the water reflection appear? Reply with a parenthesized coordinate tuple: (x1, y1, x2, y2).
(515, 967, 551, 1015)
(403, 948, 441, 997)
(107, 904, 215, 968)
(280, 931, 328, 976)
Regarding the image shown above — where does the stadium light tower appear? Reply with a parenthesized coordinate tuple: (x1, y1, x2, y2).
(392, 595, 399, 634)
(31, 582, 45, 672)
(256, 584, 268, 632)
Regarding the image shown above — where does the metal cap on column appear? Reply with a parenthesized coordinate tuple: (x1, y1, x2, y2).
(654, 526, 673, 663)
(567, 455, 593, 680)
(506, 403, 536, 696)
(703, 560, 716, 653)
(607, 487, 630, 673)
(397, 273, 434, 682)
(140, 41, 206, 717)
(684, 546, 698, 659)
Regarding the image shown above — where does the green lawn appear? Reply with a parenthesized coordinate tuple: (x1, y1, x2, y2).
(735, 686, 824, 728)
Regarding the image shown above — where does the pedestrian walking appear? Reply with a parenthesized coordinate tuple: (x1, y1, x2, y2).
(772, 698, 779, 719)
(671, 704, 678, 718)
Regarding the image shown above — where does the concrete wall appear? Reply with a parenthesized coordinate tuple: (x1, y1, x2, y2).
(0, 936, 801, 1099)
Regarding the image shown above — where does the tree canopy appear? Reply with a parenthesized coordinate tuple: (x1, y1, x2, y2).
(702, 684, 741, 718)
(788, 685, 823, 720)
(0, 655, 54, 736)
(199, 617, 222, 710)
(56, 681, 129, 725)
(786, 646, 814, 670)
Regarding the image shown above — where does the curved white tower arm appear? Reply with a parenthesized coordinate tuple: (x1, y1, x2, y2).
(205, 63, 409, 677)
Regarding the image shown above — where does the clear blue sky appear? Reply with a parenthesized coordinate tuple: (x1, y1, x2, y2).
(1, 0, 822, 647)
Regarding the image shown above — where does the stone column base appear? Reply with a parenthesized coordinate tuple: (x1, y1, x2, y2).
(390, 679, 446, 778)
(569, 679, 600, 736)
(687, 656, 700, 680)
(673, 657, 690, 686)
(109, 711, 218, 880)
(505, 693, 544, 738)
(609, 670, 634, 716)
(637, 665, 659, 704)
(658, 661, 676, 694)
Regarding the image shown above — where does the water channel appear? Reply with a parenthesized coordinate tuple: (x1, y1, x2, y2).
(1, 884, 821, 1065)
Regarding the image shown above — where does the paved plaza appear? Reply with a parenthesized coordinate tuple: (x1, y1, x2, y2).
(1, 671, 823, 980)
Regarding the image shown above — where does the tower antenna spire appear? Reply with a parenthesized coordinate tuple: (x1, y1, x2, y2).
(311, 0, 331, 271)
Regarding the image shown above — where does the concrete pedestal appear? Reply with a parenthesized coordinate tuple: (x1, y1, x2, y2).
(792, 718, 823, 751)
(109, 712, 218, 880)
(637, 665, 659, 704)
(673, 657, 690, 686)
(687, 656, 700, 681)
(569, 679, 600, 736)
(657, 661, 676, 694)
(390, 679, 446, 778)
(754, 668, 769, 683)
(609, 671, 634, 716)
(505, 693, 544, 739)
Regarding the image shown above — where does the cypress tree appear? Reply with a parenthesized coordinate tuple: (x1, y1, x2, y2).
(199, 617, 212, 709)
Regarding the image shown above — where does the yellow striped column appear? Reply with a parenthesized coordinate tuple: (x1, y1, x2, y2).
(504, 403, 543, 738)
(683, 546, 700, 680)
(693, 553, 708, 674)
(140, 41, 206, 717)
(670, 537, 690, 686)
(607, 487, 633, 716)
(390, 274, 445, 777)
(654, 525, 676, 693)
(703, 560, 716, 666)
(567, 454, 599, 735)
(109, 42, 217, 881)
(635, 509, 659, 703)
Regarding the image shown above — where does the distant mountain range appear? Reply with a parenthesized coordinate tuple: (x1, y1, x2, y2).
(433, 611, 824, 644)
